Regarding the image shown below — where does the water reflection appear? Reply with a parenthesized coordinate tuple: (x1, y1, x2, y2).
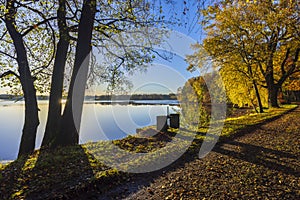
(0, 101, 178, 161)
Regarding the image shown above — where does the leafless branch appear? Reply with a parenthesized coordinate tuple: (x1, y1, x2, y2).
(0, 70, 19, 79)
(0, 50, 16, 60)
(21, 17, 57, 37)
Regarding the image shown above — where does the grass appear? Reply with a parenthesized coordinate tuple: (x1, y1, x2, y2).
(221, 104, 297, 137)
(0, 104, 298, 199)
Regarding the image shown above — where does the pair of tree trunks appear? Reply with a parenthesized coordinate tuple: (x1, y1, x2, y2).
(42, 0, 96, 148)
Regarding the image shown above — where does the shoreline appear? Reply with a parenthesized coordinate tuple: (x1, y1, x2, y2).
(0, 105, 298, 199)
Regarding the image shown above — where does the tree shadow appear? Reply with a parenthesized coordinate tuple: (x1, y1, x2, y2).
(220, 106, 298, 143)
(213, 141, 300, 176)
(2, 107, 297, 199)
(85, 107, 299, 199)
(211, 106, 300, 176)
(0, 155, 29, 199)
(79, 129, 209, 199)
(26, 145, 96, 199)
(0, 145, 96, 200)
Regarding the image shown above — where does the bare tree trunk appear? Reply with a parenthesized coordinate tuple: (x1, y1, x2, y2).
(42, 0, 70, 148)
(56, 0, 96, 147)
(5, 0, 39, 157)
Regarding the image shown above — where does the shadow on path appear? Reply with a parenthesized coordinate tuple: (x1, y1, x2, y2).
(213, 140, 300, 177)
(82, 106, 299, 199)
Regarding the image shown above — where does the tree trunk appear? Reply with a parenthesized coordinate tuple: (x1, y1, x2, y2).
(265, 65, 279, 108)
(247, 64, 263, 113)
(56, 0, 96, 147)
(5, 0, 39, 157)
(265, 39, 279, 108)
(253, 80, 264, 113)
(18, 91, 39, 157)
(42, 0, 70, 148)
(268, 84, 279, 108)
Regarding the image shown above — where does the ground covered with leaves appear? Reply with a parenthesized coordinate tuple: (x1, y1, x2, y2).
(0, 105, 299, 199)
(109, 106, 300, 200)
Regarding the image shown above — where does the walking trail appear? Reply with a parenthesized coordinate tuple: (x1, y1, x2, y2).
(85, 106, 300, 199)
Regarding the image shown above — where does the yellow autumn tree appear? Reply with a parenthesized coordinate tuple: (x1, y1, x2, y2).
(188, 0, 300, 110)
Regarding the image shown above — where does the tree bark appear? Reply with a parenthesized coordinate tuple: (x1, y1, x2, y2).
(268, 83, 279, 108)
(247, 64, 264, 113)
(269, 48, 300, 107)
(265, 37, 280, 108)
(5, 0, 39, 157)
(252, 80, 264, 113)
(56, 0, 96, 147)
(42, 0, 70, 148)
(266, 69, 280, 108)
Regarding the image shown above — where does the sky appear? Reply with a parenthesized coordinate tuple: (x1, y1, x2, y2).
(130, 1, 206, 95)
(0, 1, 206, 95)
(127, 31, 201, 94)
(90, 1, 205, 95)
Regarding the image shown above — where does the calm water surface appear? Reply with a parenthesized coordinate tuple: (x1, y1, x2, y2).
(0, 100, 178, 161)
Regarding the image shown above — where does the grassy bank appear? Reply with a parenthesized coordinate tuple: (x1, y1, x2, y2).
(0, 104, 298, 199)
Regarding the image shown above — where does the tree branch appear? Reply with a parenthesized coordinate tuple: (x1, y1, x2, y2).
(257, 62, 266, 77)
(0, 70, 20, 79)
(280, 48, 290, 76)
(0, 50, 17, 60)
(15, 1, 45, 17)
(0, 30, 8, 41)
(277, 48, 300, 86)
(44, 21, 56, 70)
(21, 17, 57, 37)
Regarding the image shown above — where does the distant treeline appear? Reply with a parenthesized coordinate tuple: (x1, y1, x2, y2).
(0, 94, 179, 101)
(94, 93, 178, 101)
(0, 94, 23, 100)
(0, 94, 48, 100)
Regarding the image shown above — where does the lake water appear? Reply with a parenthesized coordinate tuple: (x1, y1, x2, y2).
(0, 100, 179, 161)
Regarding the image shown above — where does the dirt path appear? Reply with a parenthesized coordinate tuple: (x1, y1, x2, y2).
(85, 107, 300, 199)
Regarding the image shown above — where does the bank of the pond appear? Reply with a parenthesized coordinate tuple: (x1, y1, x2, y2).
(0, 105, 298, 199)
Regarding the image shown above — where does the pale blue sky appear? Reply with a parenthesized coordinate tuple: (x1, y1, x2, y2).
(128, 31, 200, 94)
(91, 2, 204, 95)
(0, 1, 204, 95)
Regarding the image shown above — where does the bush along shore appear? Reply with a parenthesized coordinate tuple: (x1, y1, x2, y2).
(0, 105, 299, 199)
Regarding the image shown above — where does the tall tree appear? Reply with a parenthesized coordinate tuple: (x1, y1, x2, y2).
(0, 0, 210, 153)
(189, 0, 300, 108)
(3, 0, 39, 157)
(188, 43, 266, 112)
(56, 0, 96, 146)
(41, 0, 174, 148)
(41, 0, 70, 147)
(1, 0, 57, 157)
